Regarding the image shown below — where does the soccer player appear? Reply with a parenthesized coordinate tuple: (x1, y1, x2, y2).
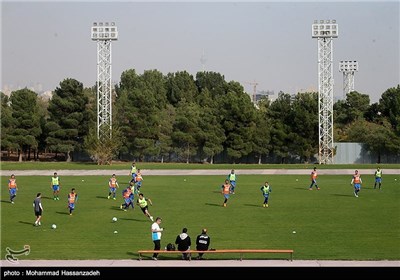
(8, 174, 18, 204)
(221, 179, 231, 207)
(129, 162, 137, 181)
(374, 167, 382, 190)
(51, 172, 61, 200)
(137, 193, 153, 221)
(120, 183, 134, 211)
(108, 174, 119, 200)
(67, 188, 78, 215)
(132, 169, 144, 194)
(351, 170, 362, 197)
(308, 167, 320, 190)
(260, 181, 272, 208)
(33, 193, 43, 226)
(227, 169, 237, 194)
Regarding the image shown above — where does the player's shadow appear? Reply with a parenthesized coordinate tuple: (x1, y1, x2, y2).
(212, 191, 221, 194)
(0, 200, 12, 203)
(19, 221, 35, 226)
(294, 187, 309, 191)
(119, 217, 147, 222)
(55, 211, 70, 215)
(331, 194, 354, 197)
(41, 196, 53, 200)
(110, 206, 127, 211)
(243, 203, 261, 208)
(96, 196, 108, 200)
(205, 203, 222, 207)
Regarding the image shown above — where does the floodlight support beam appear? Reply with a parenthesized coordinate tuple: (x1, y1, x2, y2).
(312, 20, 338, 165)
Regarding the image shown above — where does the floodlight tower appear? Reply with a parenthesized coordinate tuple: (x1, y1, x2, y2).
(339, 60, 358, 99)
(312, 19, 338, 164)
(91, 22, 118, 141)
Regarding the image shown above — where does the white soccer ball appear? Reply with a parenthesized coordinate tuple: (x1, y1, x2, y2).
(52, 224, 57, 229)
(112, 217, 118, 222)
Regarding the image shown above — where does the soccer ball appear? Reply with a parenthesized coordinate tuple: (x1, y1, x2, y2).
(112, 217, 117, 222)
(51, 224, 57, 229)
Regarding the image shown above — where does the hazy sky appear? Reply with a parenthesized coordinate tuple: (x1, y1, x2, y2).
(1, 0, 399, 103)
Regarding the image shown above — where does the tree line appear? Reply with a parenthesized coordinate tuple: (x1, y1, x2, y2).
(1, 69, 399, 164)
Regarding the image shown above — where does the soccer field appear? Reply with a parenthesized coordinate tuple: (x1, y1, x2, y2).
(1, 173, 399, 260)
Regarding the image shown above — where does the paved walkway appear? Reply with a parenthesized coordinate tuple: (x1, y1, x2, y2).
(1, 259, 399, 267)
(2, 169, 400, 176)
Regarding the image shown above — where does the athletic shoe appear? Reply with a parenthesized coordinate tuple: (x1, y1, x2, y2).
(56, 197, 60, 200)
(150, 216, 154, 222)
(38, 222, 41, 226)
(309, 188, 312, 191)
(54, 198, 57, 200)
(266, 204, 269, 208)
(152, 257, 158, 260)
(113, 197, 116, 200)
(120, 205, 123, 209)
(316, 187, 320, 190)
(223, 203, 226, 207)
(107, 196, 110, 199)
(11, 201, 14, 204)
(263, 204, 266, 208)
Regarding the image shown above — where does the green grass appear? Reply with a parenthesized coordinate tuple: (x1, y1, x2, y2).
(1, 173, 399, 260)
(2, 161, 400, 170)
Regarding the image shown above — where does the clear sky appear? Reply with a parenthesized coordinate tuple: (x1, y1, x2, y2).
(1, 0, 399, 103)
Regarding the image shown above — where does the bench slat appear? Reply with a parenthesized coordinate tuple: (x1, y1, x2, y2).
(138, 249, 293, 261)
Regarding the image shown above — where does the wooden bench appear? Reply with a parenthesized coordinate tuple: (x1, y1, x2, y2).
(138, 249, 294, 261)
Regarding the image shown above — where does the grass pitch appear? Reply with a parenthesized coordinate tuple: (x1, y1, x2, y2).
(1, 173, 399, 260)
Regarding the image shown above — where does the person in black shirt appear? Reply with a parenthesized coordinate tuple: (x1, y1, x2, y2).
(196, 228, 210, 260)
(175, 227, 191, 260)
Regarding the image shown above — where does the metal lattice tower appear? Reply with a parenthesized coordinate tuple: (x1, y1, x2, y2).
(339, 60, 358, 99)
(312, 20, 338, 165)
(91, 22, 118, 141)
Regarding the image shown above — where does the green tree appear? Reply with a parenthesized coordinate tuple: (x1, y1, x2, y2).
(172, 100, 202, 163)
(289, 92, 319, 163)
(252, 98, 271, 164)
(7, 88, 42, 161)
(45, 78, 89, 161)
(166, 71, 197, 105)
(218, 82, 256, 162)
(1, 92, 17, 156)
(267, 92, 292, 163)
(347, 119, 400, 163)
(379, 85, 400, 135)
(84, 126, 124, 165)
